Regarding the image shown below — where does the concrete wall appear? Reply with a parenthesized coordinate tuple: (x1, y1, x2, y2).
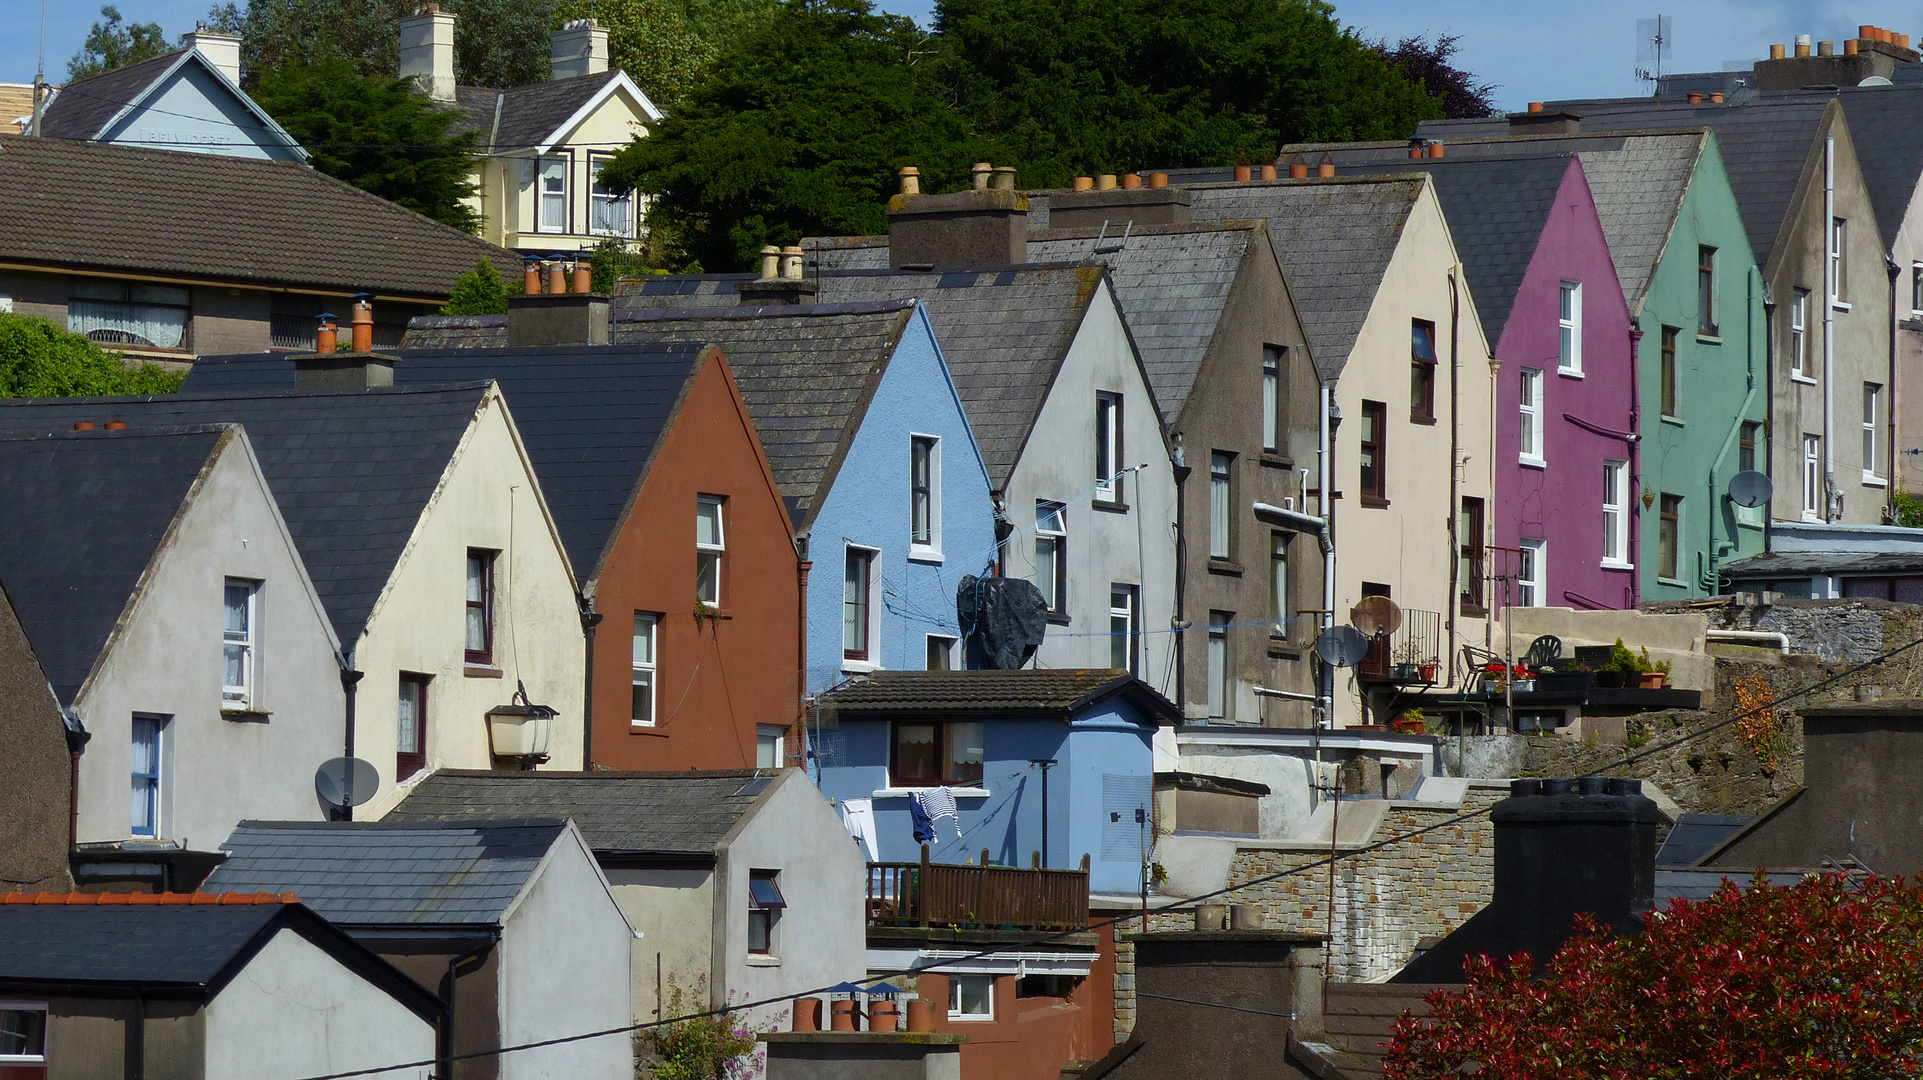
(474, 83, 654, 253)
(1765, 109, 1890, 529)
(0, 581, 72, 891)
(610, 867, 714, 1022)
(1005, 283, 1179, 698)
(499, 828, 633, 1080)
(203, 927, 435, 1080)
(1110, 933, 1321, 1080)
(359, 389, 584, 818)
(1892, 166, 1923, 489)
(712, 771, 867, 1031)
(100, 59, 302, 161)
(73, 429, 343, 847)
(1327, 180, 1495, 727)
(1168, 227, 1324, 725)
(1501, 605, 1713, 693)
(586, 352, 801, 772)
(805, 308, 997, 693)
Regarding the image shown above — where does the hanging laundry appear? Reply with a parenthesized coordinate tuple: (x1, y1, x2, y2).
(915, 787, 962, 840)
(839, 799, 878, 861)
(908, 791, 936, 844)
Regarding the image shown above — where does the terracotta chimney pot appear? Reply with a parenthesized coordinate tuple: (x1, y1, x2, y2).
(72, 421, 94, 431)
(545, 260, 567, 296)
(1686, 92, 1703, 104)
(523, 258, 542, 294)
(1770, 43, 1786, 59)
(350, 292, 374, 353)
(898, 166, 920, 196)
(316, 314, 338, 355)
(1898, 32, 1911, 50)
(1709, 91, 1725, 103)
(1096, 173, 1118, 190)
(1845, 39, 1859, 55)
(1259, 163, 1277, 179)
(1148, 172, 1168, 188)
(1316, 154, 1335, 178)
(1796, 34, 1811, 57)
(1818, 40, 1834, 56)
(1121, 172, 1142, 189)
(1860, 24, 1876, 39)
(990, 166, 1017, 191)
(572, 262, 593, 294)
(1527, 101, 1544, 112)
(1288, 161, 1308, 179)
(781, 245, 804, 281)
(1427, 141, 1444, 158)
(1233, 164, 1252, 182)
(1072, 176, 1094, 192)
(1408, 142, 1424, 158)
(105, 420, 126, 431)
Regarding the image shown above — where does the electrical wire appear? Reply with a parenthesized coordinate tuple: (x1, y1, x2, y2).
(279, 628, 1923, 1080)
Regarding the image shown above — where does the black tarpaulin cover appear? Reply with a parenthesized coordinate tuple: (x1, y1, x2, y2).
(957, 575, 1048, 670)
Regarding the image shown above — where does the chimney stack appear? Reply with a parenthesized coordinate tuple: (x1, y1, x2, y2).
(507, 291, 610, 344)
(295, 293, 400, 388)
(183, 28, 242, 85)
(737, 245, 818, 305)
(550, 18, 610, 81)
(1757, 28, 1914, 90)
(1395, 777, 1661, 982)
(1047, 185, 1192, 231)
(886, 162, 1027, 269)
(398, 6, 457, 104)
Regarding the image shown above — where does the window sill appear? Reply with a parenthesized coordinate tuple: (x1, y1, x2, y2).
(842, 659, 881, 674)
(949, 1015, 996, 1023)
(1864, 474, 1888, 488)
(1410, 412, 1436, 426)
(1697, 334, 1722, 345)
(1738, 519, 1765, 529)
(1557, 368, 1584, 379)
(908, 547, 945, 564)
(1833, 301, 1852, 313)
(1268, 642, 1301, 660)
(873, 787, 991, 798)
(1802, 514, 1824, 523)
(1046, 612, 1072, 626)
(1092, 500, 1131, 515)
(1207, 558, 1244, 576)
(1791, 374, 1818, 385)
(629, 726, 669, 737)
(1660, 415, 1685, 427)
(1519, 456, 1546, 470)
(1600, 560, 1635, 572)
(1460, 604, 1488, 619)
(465, 664, 504, 679)
(746, 955, 783, 967)
(1657, 577, 1686, 587)
(221, 708, 271, 722)
(1258, 454, 1293, 469)
(1359, 495, 1390, 508)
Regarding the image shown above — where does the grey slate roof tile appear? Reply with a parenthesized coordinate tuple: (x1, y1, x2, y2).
(205, 820, 567, 928)
(0, 386, 491, 648)
(387, 769, 773, 854)
(0, 134, 517, 297)
(817, 668, 1181, 722)
(39, 51, 181, 139)
(0, 427, 225, 704)
(454, 72, 620, 152)
(0, 903, 284, 987)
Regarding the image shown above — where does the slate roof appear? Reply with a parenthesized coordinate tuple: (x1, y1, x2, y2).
(454, 71, 623, 152)
(387, 769, 780, 856)
(1655, 813, 1757, 866)
(1421, 99, 1835, 270)
(205, 820, 570, 929)
(1833, 86, 1923, 250)
(0, 901, 283, 988)
(0, 386, 492, 649)
(0, 134, 518, 297)
(182, 343, 709, 582)
(39, 51, 182, 139)
(1183, 178, 1425, 381)
(615, 267, 1110, 488)
(1653, 868, 1804, 905)
(0, 426, 226, 704)
(817, 668, 1182, 722)
(405, 313, 510, 349)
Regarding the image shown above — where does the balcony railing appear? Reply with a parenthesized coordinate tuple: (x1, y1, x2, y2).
(867, 848, 1088, 931)
(1358, 607, 1444, 683)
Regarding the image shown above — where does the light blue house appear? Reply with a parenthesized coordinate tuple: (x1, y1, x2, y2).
(814, 669, 1179, 896)
(612, 299, 996, 693)
(39, 33, 306, 162)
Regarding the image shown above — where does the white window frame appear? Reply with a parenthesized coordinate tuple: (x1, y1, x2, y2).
(1517, 539, 1546, 608)
(842, 544, 881, 671)
(696, 496, 725, 607)
(588, 156, 633, 238)
(924, 634, 958, 670)
(131, 714, 166, 838)
(1790, 289, 1812, 381)
(1108, 584, 1138, 676)
(1830, 217, 1848, 308)
(909, 434, 943, 561)
(1518, 367, 1545, 466)
(756, 725, 786, 769)
(1911, 263, 1923, 316)
(537, 156, 568, 234)
(1602, 460, 1631, 569)
(222, 578, 258, 709)
(1863, 383, 1885, 485)
(949, 974, 995, 1021)
(1209, 452, 1232, 559)
(631, 613, 658, 727)
(1034, 502, 1067, 614)
(0, 1002, 48, 1067)
(1557, 280, 1582, 374)
(1803, 435, 1823, 521)
(1095, 392, 1124, 504)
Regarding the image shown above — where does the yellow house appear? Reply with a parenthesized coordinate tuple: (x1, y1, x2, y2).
(399, 9, 663, 254)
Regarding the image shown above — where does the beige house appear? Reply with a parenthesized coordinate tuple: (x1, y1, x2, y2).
(399, 9, 662, 254)
(1189, 176, 1497, 728)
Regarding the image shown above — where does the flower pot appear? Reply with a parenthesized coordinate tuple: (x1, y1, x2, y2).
(1639, 671, 1665, 689)
(792, 997, 822, 1032)
(1418, 663, 1438, 682)
(870, 999, 900, 1032)
(1393, 662, 1418, 679)
(830, 1000, 859, 1032)
(1512, 680, 1535, 693)
(906, 998, 938, 1032)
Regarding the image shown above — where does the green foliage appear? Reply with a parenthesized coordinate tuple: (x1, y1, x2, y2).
(236, 0, 557, 89)
(68, 5, 173, 80)
(1372, 33, 1495, 120)
(443, 260, 510, 315)
(588, 239, 661, 293)
(0, 315, 185, 398)
(639, 979, 758, 1080)
(553, 0, 774, 109)
(251, 57, 481, 232)
(601, 0, 1011, 270)
(1607, 637, 1651, 675)
(933, 0, 1445, 186)
(1893, 489, 1923, 528)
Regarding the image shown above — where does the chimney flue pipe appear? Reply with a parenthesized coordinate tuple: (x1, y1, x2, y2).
(971, 162, 992, 191)
(523, 258, 542, 295)
(990, 166, 1016, 191)
(350, 293, 374, 353)
(316, 313, 338, 354)
(1770, 43, 1786, 59)
(545, 259, 566, 296)
(781, 246, 804, 280)
(759, 245, 781, 280)
(1316, 154, 1335, 178)
(898, 166, 920, 196)
(572, 261, 593, 294)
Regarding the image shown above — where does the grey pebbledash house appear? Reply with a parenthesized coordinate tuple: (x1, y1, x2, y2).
(204, 818, 635, 1080)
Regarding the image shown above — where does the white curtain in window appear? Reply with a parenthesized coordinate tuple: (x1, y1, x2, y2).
(68, 300, 187, 349)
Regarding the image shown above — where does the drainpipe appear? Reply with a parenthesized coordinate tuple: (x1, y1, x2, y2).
(1317, 383, 1336, 727)
(580, 594, 602, 769)
(1171, 437, 1189, 709)
(1888, 254, 1900, 515)
(1763, 282, 1777, 547)
(337, 651, 363, 822)
(1629, 324, 1644, 609)
(439, 937, 496, 1080)
(1445, 269, 1461, 689)
(796, 536, 811, 771)
(1824, 134, 1837, 521)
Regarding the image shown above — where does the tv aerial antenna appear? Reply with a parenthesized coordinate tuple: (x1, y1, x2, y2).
(1635, 14, 1673, 87)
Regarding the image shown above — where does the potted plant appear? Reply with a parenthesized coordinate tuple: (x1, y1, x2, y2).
(1639, 649, 1672, 689)
(1392, 708, 1427, 734)
(1393, 639, 1420, 680)
(1418, 659, 1439, 682)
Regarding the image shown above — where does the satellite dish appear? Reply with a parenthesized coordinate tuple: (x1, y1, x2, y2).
(1350, 595, 1403, 638)
(1728, 470, 1773, 509)
(314, 757, 380, 809)
(1316, 626, 1371, 668)
(1861, 76, 1894, 86)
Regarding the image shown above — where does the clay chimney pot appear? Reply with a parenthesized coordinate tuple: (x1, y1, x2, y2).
(1427, 141, 1444, 158)
(1288, 162, 1308, 179)
(1818, 40, 1834, 56)
(545, 260, 567, 296)
(1686, 92, 1703, 104)
(990, 165, 1017, 191)
(1121, 172, 1142, 189)
(1845, 39, 1859, 55)
(1148, 172, 1168, 189)
(1709, 91, 1725, 103)
(1527, 101, 1544, 113)
(1316, 154, 1335, 178)
(1408, 142, 1424, 159)
(780, 245, 804, 281)
(72, 422, 94, 431)
(1072, 176, 1094, 192)
(759, 245, 781, 280)
(350, 292, 374, 353)
(971, 162, 992, 191)
(1861, 24, 1876, 39)
(1096, 173, 1118, 190)
(105, 420, 126, 431)
(1259, 163, 1277, 179)
(1232, 164, 1252, 182)
(898, 166, 921, 196)
(1770, 43, 1786, 59)
(316, 314, 338, 355)
(572, 262, 593, 294)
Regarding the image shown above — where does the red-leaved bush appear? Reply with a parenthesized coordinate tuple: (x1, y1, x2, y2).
(1383, 873, 1923, 1079)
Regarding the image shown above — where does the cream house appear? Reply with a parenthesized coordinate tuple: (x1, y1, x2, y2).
(1190, 176, 1497, 729)
(399, 9, 662, 254)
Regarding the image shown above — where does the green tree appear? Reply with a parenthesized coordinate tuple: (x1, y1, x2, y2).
(602, 0, 1010, 270)
(0, 315, 185, 397)
(236, 0, 556, 89)
(251, 57, 482, 232)
(444, 260, 511, 315)
(933, 0, 1445, 184)
(552, 0, 776, 108)
(68, 5, 172, 80)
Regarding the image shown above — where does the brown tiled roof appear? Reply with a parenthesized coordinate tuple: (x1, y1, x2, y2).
(817, 669, 1181, 722)
(0, 135, 518, 298)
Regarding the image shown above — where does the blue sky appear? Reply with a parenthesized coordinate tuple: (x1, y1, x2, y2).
(4, 0, 1916, 110)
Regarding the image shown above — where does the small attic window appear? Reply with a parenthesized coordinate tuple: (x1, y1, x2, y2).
(733, 777, 773, 798)
(748, 871, 786, 909)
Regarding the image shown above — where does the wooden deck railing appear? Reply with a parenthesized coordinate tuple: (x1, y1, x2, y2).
(867, 847, 1089, 931)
